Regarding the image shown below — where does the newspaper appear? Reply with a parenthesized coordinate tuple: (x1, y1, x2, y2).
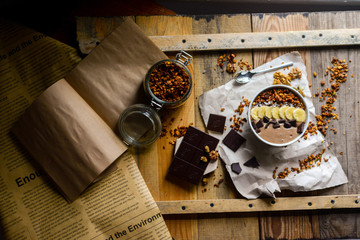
(199, 52, 348, 199)
(12, 17, 167, 202)
(0, 19, 171, 239)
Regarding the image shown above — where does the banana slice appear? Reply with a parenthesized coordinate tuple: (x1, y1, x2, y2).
(265, 106, 273, 119)
(279, 106, 289, 119)
(271, 107, 280, 119)
(250, 107, 260, 121)
(285, 107, 296, 120)
(258, 106, 268, 119)
(293, 108, 307, 122)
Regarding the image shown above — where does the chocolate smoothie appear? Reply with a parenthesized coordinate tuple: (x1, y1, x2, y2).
(249, 86, 307, 145)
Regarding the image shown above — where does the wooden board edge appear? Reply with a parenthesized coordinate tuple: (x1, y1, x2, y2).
(156, 194, 360, 214)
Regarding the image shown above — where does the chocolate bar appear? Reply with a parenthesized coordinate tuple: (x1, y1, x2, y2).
(207, 113, 226, 133)
(167, 126, 219, 184)
(223, 129, 246, 152)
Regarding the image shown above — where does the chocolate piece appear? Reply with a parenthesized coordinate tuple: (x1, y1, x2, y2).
(289, 119, 297, 127)
(273, 122, 280, 129)
(168, 126, 220, 184)
(283, 121, 292, 128)
(297, 122, 305, 134)
(184, 126, 219, 150)
(223, 129, 246, 152)
(263, 116, 270, 123)
(244, 157, 260, 168)
(256, 120, 264, 129)
(278, 119, 286, 124)
(251, 120, 260, 132)
(231, 163, 242, 174)
(168, 157, 205, 184)
(269, 119, 277, 124)
(207, 113, 226, 133)
(251, 120, 257, 129)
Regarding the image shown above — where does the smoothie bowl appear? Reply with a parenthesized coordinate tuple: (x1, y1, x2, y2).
(248, 85, 309, 147)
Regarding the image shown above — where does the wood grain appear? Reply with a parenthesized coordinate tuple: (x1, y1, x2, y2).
(135, 15, 198, 240)
(308, 11, 360, 239)
(191, 14, 258, 240)
(251, 12, 318, 240)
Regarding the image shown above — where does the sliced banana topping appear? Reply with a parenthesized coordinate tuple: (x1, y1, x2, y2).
(293, 108, 307, 122)
(279, 106, 289, 119)
(257, 106, 268, 119)
(271, 107, 280, 119)
(250, 107, 260, 121)
(265, 106, 273, 119)
(285, 107, 296, 120)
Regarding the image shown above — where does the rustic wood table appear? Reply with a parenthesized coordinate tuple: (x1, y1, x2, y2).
(79, 10, 360, 240)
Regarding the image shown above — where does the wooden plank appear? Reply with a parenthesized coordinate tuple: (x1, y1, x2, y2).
(191, 14, 259, 240)
(156, 194, 360, 214)
(134, 15, 199, 240)
(76, 19, 360, 54)
(308, 11, 360, 239)
(150, 28, 360, 52)
(251, 12, 319, 240)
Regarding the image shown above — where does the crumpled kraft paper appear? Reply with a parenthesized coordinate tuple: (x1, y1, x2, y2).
(198, 52, 348, 199)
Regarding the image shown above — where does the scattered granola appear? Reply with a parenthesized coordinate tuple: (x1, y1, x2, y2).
(273, 148, 326, 179)
(313, 57, 349, 136)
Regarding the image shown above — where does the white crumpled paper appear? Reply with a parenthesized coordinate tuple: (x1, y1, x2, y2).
(198, 52, 348, 199)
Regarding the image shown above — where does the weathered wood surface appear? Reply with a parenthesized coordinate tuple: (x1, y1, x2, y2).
(76, 11, 360, 239)
(157, 194, 360, 214)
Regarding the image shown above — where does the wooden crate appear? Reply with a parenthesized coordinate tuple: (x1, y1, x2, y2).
(77, 12, 360, 239)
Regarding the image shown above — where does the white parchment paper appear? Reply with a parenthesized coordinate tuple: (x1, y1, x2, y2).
(198, 52, 348, 199)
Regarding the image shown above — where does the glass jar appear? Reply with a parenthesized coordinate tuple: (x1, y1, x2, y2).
(143, 51, 193, 109)
(117, 51, 192, 147)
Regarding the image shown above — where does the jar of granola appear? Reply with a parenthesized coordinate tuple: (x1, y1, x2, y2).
(117, 51, 192, 147)
(143, 51, 193, 109)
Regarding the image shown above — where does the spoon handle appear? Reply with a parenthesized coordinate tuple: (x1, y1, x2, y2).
(252, 62, 294, 74)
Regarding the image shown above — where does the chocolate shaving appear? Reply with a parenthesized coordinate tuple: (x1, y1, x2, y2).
(273, 122, 280, 129)
(278, 119, 286, 124)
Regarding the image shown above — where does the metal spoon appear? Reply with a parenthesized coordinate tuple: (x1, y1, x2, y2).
(233, 62, 294, 84)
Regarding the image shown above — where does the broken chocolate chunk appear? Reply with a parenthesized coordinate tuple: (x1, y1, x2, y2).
(231, 162, 242, 174)
(269, 119, 277, 124)
(251, 120, 260, 132)
(207, 113, 226, 133)
(283, 121, 292, 128)
(263, 116, 270, 123)
(256, 119, 264, 129)
(278, 119, 286, 124)
(289, 119, 297, 127)
(297, 122, 305, 134)
(244, 157, 260, 168)
(223, 129, 246, 152)
(273, 122, 280, 129)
